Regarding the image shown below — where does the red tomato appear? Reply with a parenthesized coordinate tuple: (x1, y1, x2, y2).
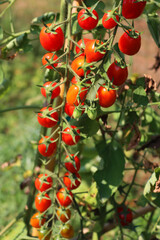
(62, 126, 80, 146)
(56, 188, 73, 207)
(65, 103, 75, 117)
(35, 174, 53, 192)
(63, 172, 81, 190)
(117, 206, 133, 226)
(102, 11, 120, 29)
(39, 23, 64, 52)
(71, 56, 91, 77)
(85, 39, 106, 63)
(57, 208, 71, 223)
(65, 154, 80, 173)
(38, 136, 56, 157)
(42, 53, 58, 69)
(35, 193, 51, 212)
(122, 0, 146, 19)
(76, 38, 91, 56)
(118, 30, 141, 56)
(38, 228, 51, 240)
(98, 85, 116, 108)
(41, 81, 60, 99)
(37, 107, 59, 128)
(60, 224, 74, 239)
(77, 7, 99, 30)
(107, 62, 128, 86)
(30, 212, 46, 228)
(71, 76, 78, 84)
(66, 84, 88, 106)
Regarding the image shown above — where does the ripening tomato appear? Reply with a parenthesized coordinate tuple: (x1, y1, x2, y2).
(71, 56, 91, 77)
(38, 228, 51, 240)
(35, 193, 51, 212)
(77, 7, 99, 30)
(37, 107, 59, 128)
(65, 154, 80, 173)
(57, 207, 71, 223)
(42, 53, 58, 69)
(76, 38, 91, 56)
(98, 85, 116, 108)
(63, 172, 81, 190)
(60, 224, 74, 239)
(107, 62, 128, 86)
(30, 212, 46, 228)
(62, 126, 80, 146)
(56, 188, 73, 207)
(117, 206, 133, 226)
(85, 39, 106, 63)
(35, 174, 53, 192)
(122, 0, 146, 19)
(118, 30, 141, 56)
(102, 10, 120, 29)
(41, 81, 60, 99)
(38, 136, 57, 157)
(39, 23, 64, 52)
(66, 84, 88, 106)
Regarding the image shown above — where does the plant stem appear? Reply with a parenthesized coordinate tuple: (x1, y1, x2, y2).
(0, 0, 17, 18)
(0, 105, 40, 114)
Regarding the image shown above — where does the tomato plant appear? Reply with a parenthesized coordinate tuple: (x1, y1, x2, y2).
(117, 207, 133, 226)
(107, 62, 128, 86)
(84, 39, 106, 63)
(42, 53, 58, 69)
(66, 84, 88, 106)
(57, 208, 71, 223)
(75, 38, 91, 56)
(65, 154, 80, 173)
(41, 81, 60, 99)
(71, 56, 91, 76)
(102, 10, 120, 29)
(38, 136, 57, 157)
(63, 172, 81, 190)
(30, 212, 46, 228)
(38, 228, 52, 240)
(77, 7, 99, 30)
(35, 174, 53, 192)
(98, 85, 116, 108)
(56, 188, 73, 207)
(62, 126, 80, 146)
(37, 107, 59, 128)
(122, 0, 146, 19)
(35, 193, 51, 212)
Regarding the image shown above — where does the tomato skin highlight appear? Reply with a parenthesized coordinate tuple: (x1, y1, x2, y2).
(39, 23, 64, 52)
(30, 212, 46, 228)
(41, 81, 60, 99)
(62, 126, 80, 146)
(35, 174, 53, 192)
(57, 208, 71, 223)
(42, 53, 58, 69)
(35, 193, 51, 212)
(37, 107, 58, 128)
(85, 39, 106, 63)
(77, 7, 99, 30)
(76, 38, 91, 56)
(38, 136, 56, 157)
(56, 188, 73, 207)
(107, 62, 128, 86)
(117, 207, 133, 226)
(71, 56, 90, 77)
(102, 11, 119, 29)
(65, 154, 80, 173)
(118, 30, 141, 56)
(122, 0, 146, 19)
(63, 172, 81, 190)
(98, 86, 116, 108)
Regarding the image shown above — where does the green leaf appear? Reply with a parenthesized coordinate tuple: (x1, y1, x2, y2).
(31, 12, 55, 24)
(92, 232, 99, 240)
(71, 13, 82, 35)
(147, 13, 160, 48)
(94, 140, 125, 203)
(133, 86, 149, 106)
(1, 221, 26, 240)
(0, 26, 3, 40)
(30, 24, 41, 35)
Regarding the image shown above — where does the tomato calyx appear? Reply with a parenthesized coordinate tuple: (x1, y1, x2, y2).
(125, 29, 141, 39)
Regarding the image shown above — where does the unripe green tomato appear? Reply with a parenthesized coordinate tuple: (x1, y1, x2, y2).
(87, 108, 97, 120)
(73, 107, 83, 119)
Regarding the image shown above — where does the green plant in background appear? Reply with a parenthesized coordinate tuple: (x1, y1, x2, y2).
(0, 0, 160, 240)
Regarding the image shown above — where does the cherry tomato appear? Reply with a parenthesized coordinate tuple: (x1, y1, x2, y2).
(39, 23, 64, 52)
(35, 193, 51, 212)
(35, 174, 53, 192)
(63, 172, 81, 190)
(37, 107, 59, 128)
(71, 56, 91, 77)
(56, 188, 73, 207)
(102, 11, 120, 29)
(57, 207, 71, 223)
(85, 39, 106, 63)
(65, 154, 80, 173)
(122, 0, 146, 19)
(71, 76, 78, 84)
(41, 81, 60, 99)
(38, 228, 51, 240)
(30, 212, 46, 228)
(60, 224, 74, 239)
(77, 7, 99, 30)
(98, 85, 116, 108)
(107, 62, 128, 86)
(62, 126, 80, 146)
(65, 103, 75, 117)
(117, 206, 133, 226)
(76, 38, 91, 56)
(42, 53, 58, 69)
(118, 30, 141, 56)
(66, 84, 88, 106)
(38, 136, 57, 157)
